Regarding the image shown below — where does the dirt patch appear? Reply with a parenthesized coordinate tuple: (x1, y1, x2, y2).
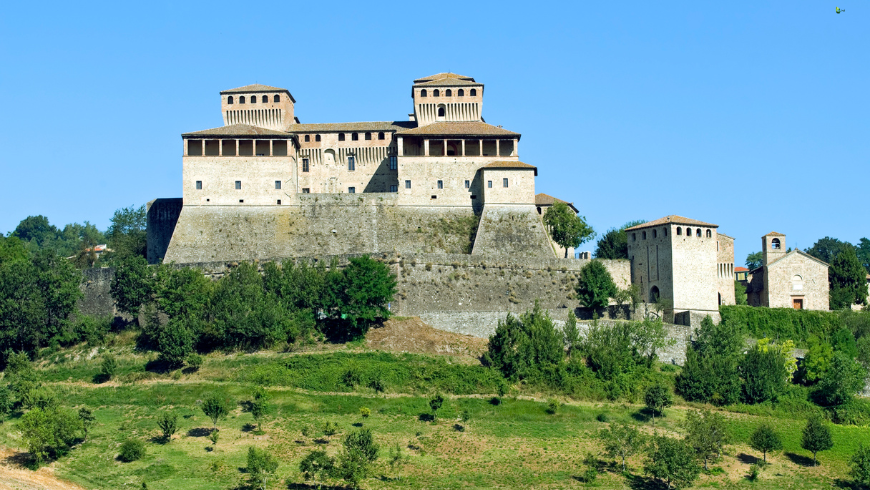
(366, 317, 488, 363)
(0, 448, 86, 490)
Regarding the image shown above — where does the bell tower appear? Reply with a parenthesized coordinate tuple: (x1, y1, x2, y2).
(762, 232, 786, 266)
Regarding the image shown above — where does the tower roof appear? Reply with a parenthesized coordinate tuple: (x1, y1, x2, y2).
(220, 84, 296, 102)
(535, 193, 577, 213)
(396, 121, 518, 138)
(624, 215, 718, 231)
(182, 124, 292, 138)
(416, 78, 481, 87)
(414, 73, 476, 84)
(764, 231, 785, 237)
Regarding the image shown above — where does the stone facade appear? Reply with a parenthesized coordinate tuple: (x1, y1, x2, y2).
(745, 232, 830, 311)
(717, 234, 736, 306)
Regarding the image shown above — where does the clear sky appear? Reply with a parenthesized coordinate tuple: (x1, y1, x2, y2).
(1, 1, 867, 265)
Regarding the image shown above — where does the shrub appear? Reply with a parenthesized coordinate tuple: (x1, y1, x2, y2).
(78, 408, 95, 441)
(118, 439, 145, 462)
(817, 352, 868, 406)
(323, 421, 339, 436)
(18, 407, 82, 465)
(644, 384, 673, 425)
(676, 316, 742, 405)
(596, 413, 609, 423)
(546, 399, 560, 415)
(644, 434, 701, 490)
(300, 449, 335, 486)
(485, 303, 563, 380)
(246, 446, 278, 490)
(359, 407, 371, 418)
(157, 412, 178, 442)
(186, 353, 203, 371)
(741, 344, 789, 404)
(429, 393, 444, 420)
(338, 428, 379, 488)
(575, 261, 616, 309)
(100, 353, 117, 380)
(850, 443, 870, 487)
(748, 463, 761, 481)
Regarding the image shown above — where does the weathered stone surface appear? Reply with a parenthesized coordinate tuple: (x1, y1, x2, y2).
(471, 205, 554, 258)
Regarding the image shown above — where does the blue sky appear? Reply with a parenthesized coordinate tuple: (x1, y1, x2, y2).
(0, 1, 867, 264)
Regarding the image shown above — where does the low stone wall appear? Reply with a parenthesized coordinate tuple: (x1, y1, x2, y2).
(79, 268, 117, 318)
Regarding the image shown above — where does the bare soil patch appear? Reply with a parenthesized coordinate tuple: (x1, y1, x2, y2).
(0, 448, 86, 490)
(366, 317, 488, 362)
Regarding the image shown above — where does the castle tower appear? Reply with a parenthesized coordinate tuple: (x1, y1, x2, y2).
(411, 73, 484, 126)
(220, 84, 296, 131)
(762, 232, 786, 266)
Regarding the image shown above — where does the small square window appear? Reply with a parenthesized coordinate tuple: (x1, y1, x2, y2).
(275, 181, 281, 189)
(277, 199, 282, 205)
(348, 156, 355, 171)
(304, 135, 310, 142)
(464, 180, 470, 189)
(302, 159, 309, 172)
(352, 133, 359, 141)
(348, 187, 356, 194)
(503, 178, 509, 188)
(437, 180, 443, 189)
(390, 185, 398, 192)
(487, 180, 492, 188)
(389, 156, 397, 170)
(302, 188, 310, 193)
(235, 181, 241, 190)
(339, 133, 346, 141)
(405, 180, 411, 189)
(196, 180, 202, 190)
(365, 132, 371, 140)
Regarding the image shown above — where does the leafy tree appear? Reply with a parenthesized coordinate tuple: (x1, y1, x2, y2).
(833, 327, 859, 359)
(734, 281, 748, 305)
(32, 249, 82, 341)
(300, 449, 335, 487)
(800, 337, 833, 384)
(817, 352, 867, 406)
(801, 416, 833, 466)
(830, 245, 868, 309)
(18, 406, 82, 465)
(155, 318, 195, 368)
(575, 261, 617, 310)
(749, 424, 782, 463)
(12, 215, 59, 248)
(429, 393, 444, 420)
(0, 386, 12, 420)
(246, 446, 278, 490)
(631, 318, 671, 368)
(741, 342, 789, 404)
(745, 251, 763, 270)
(0, 260, 45, 359)
(675, 316, 743, 405)
(105, 205, 147, 261)
(644, 384, 673, 425)
(543, 202, 595, 258)
(598, 422, 644, 472)
(78, 408, 95, 441)
(157, 411, 178, 442)
(339, 255, 397, 336)
(0, 235, 28, 264)
(118, 438, 145, 462)
(338, 428, 379, 489)
(110, 256, 154, 318)
(806, 236, 848, 265)
(200, 393, 230, 430)
(248, 387, 268, 431)
(644, 435, 701, 490)
(683, 410, 729, 470)
(850, 443, 870, 487)
(485, 303, 563, 380)
(562, 310, 581, 356)
(593, 220, 646, 259)
(856, 238, 870, 275)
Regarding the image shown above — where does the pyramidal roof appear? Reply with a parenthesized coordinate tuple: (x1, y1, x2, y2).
(414, 73, 476, 84)
(625, 215, 718, 231)
(221, 84, 290, 94)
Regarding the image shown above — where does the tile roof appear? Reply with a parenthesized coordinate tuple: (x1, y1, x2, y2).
(483, 161, 537, 175)
(286, 121, 417, 133)
(535, 193, 578, 212)
(764, 231, 785, 236)
(182, 124, 292, 138)
(396, 121, 519, 137)
(414, 73, 475, 83)
(416, 78, 481, 87)
(624, 215, 718, 231)
(221, 84, 290, 94)
(735, 267, 749, 272)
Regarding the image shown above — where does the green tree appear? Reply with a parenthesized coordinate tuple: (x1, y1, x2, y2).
(833, 327, 859, 359)
(155, 318, 195, 368)
(562, 310, 581, 356)
(18, 406, 82, 465)
(0, 235, 28, 264)
(248, 387, 268, 431)
(110, 256, 154, 318)
(33, 249, 82, 340)
(429, 393, 444, 420)
(246, 446, 278, 490)
(485, 303, 563, 380)
(801, 416, 833, 466)
(340, 255, 397, 336)
(749, 424, 782, 464)
(644, 435, 701, 490)
(745, 251, 763, 270)
(741, 343, 789, 404)
(157, 411, 178, 442)
(118, 438, 145, 462)
(830, 245, 868, 309)
(806, 237, 848, 265)
(683, 410, 729, 470)
(644, 384, 673, 425)
(0, 260, 45, 359)
(300, 449, 335, 487)
(105, 205, 147, 261)
(12, 215, 59, 249)
(543, 202, 595, 258)
(576, 261, 617, 310)
(77, 408, 96, 441)
(817, 352, 867, 406)
(100, 353, 117, 381)
(598, 422, 644, 472)
(675, 316, 743, 405)
(734, 281, 748, 305)
(200, 393, 230, 430)
(631, 318, 671, 368)
(800, 337, 833, 384)
(338, 428, 379, 489)
(856, 238, 870, 275)
(593, 220, 646, 259)
(850, 443, 870, 487)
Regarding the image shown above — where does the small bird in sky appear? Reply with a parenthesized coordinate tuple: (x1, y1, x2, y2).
(836, 6, 845, 14)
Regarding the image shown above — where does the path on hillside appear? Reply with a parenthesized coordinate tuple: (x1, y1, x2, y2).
(0, 448, 86, 490)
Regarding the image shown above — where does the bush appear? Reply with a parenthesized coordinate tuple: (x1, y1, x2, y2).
(817, 352, 867, 406)
(546, 399, 560, 415)
(850, 443, 870, 487)
(485, 303, 563, 380)
(429, 393, 445, 420)
(200, 393, 230, 430)
(359, 407, 371, 418)
(720, 305, 860, 344)
(741, 344, 789, 404)
(338, 428, 379, 488)
(18, 407, 82, 465)
(644, 384, 673, 424)
(157, 412, 178, 442)
(300, 449, 335, 486)
(676, 316, 742, 405)
(186, 353, 203, 371)
(575, 261, 616, 310)
(246, 446, 278, 489)
(100, 353, 117, 380)
(323, 421, 339, 436)
(118, 439, 145, 462)
(596, 413, 609, 423)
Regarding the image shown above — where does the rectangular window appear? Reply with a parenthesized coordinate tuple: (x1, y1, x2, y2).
(275, 181, 281, 189)
(437, 180, 443, 189)
(390, 185, 398, 192)
(348, 156, 355, 171)
(352, 133, 359, 141)
(389, 156, 397, 170)
(339, 133, 346, 141)
(348, 187, 356, 194)
(302, 188, 310, 193)
(464, 180, 470, 189)
(196, 180, 202, 190)
(503, 178, 509, 188)
(304, 135, 310, 142)
(235, 181, 241, 190)
(405, 180, 411, 189)
(302, 158, 309, 172)
(365, 132, 371, 141)
(487, 180, 492, 188)
(277, 199, 281, 205)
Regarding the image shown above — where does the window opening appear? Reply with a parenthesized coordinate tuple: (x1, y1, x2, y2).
(389, 156, 397, 170)
(421, 89, 427, 97)
(686, 228, 692, 236)
(405, 180, 411, 189)
(302, 159, 309, 172)
(196, 181, 202, 190)
(302, 188, 310, 193)
(277, 199, 281, 205)
(240, 96, 246, 104)
(771, 238, 781, 249)
(446, 89, 452, 96)
(470, 89, 477, 96)
(642, 231, 647, 240)
(653, 229, 657, 238)
(390, 185, 398, 192)
(503, 178, 509, 187)
(437, 180, 443, 189)
(235, 181, 241, 189)
(275, 181, 281, 189)
(305, 135, 310, 142)
(352, 133, 359, 141)
(262, 95, 267, 103)
(348, 156, 355, 171)
(487, 180, 492, 188)
(434, 89, 440, 96)
(677, 227, 682, 235)
(315, 135, 321, 142)
(274, 94, 280, 102)
(458, 89, 465, 96)
(227, 96, 234, 104)
(696, 228, 701, 237)
(438, 107, 445, 117)
(706, 229, 712, 238)
(378, 132, 385, 140)
(348, 187, 355, 194)
(339, 134, 346, 141)
(464, 180, 470, 189)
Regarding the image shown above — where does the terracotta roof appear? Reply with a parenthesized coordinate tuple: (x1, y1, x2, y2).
(286, 121, 416, 133)
(414, 73, 475, 83)
(396, 121, 519, 137)
(718, 233, 735, 240)
(764, 231, 785, 237)
(625, 215, 718, 231)
(535, 193, 578, 212)
(482, 161, 537, 176)
(182, 124, 292, 138)
(735, 267, 749, 272)
(222, 84, 289, 93)
(416, 78, 481, 87)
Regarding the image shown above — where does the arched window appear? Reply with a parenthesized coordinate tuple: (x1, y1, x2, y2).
(642, 231, 647, 240)
(792, 275, 804, 290)
(434, 89, 440, 97)
(653, 229, 658, 238)
(696, 228, 701, 237)
(650, 286, 660, 303)
(706, 229, 712, 238)
(228, 96, 234, 104)
(262, 95, 268, 103)
(438, 107, 445, 117)
(339, 133, 346, 141)
(470, 89, 477, 96)
(378, 132, 385, 140)
(304, 135, 310, 142)
(686, 228, 692, 236)
(421, 89, 427, 97)
(240, 96, 246, 104)
(771, 238, 781, 249)
(273, 94, 280, 102)
(677, 227, 682, 235)
(458, 89, 465, 96)
(446, 89, 452, 96)
(315, 135, 321, 142)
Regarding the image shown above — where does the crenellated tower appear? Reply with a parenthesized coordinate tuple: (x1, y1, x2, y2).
(410, 73, 484, 126)
(220, 84, 296, 131)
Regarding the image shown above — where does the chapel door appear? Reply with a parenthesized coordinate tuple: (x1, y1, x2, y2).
(793, 298, 803, 310)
